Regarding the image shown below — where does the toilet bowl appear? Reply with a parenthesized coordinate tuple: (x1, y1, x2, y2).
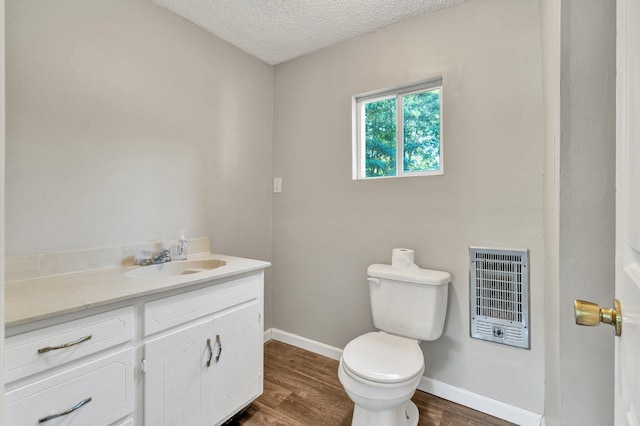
(338, 258, 450, 426)
(338, 332, 424, 426)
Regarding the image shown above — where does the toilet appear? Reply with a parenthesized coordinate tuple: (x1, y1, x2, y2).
(338, 262, 451, 426)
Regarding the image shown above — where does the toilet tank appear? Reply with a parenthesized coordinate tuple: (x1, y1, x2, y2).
(368, 264, 451, 341)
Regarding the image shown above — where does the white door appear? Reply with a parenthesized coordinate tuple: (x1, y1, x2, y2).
(616, 0, 640, 424)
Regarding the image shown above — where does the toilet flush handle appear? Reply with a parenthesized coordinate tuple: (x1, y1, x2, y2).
(367, 277, 381, 285)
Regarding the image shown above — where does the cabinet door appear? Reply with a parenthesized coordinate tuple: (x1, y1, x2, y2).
(144, 319, 214, 426)
(211, 301, 262, 425)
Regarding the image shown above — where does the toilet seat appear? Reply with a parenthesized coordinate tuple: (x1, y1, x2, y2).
(342, 332, 424, 384)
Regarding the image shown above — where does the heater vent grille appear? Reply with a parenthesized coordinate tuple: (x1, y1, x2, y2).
(470, 247, 530, 349)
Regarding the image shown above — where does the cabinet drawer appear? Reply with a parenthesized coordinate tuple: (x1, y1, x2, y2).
(5, 349, 134, 426)
(144, 273, 261, 336)
(5, 307, 134, 383)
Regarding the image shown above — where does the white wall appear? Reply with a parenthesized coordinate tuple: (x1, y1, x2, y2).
(5, 0, 274, 326)
(543, 0, 616, 424)
(272, 0, 545, 413)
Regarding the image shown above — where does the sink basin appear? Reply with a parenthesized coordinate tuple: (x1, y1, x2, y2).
(125, 259, 227, 279)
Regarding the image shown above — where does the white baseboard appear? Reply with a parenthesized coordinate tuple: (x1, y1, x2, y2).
(265, 328, 543, 426)
(268, 328, 343, 360)
(418, 376, 543, 426)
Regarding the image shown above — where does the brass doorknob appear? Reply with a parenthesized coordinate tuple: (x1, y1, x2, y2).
(574, 299, 622, 336)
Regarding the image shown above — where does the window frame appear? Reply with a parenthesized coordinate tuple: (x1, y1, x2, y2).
(352, 78, 444, 180)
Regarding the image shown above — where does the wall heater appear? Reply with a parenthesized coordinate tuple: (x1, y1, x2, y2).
(469, 247, 530, 349)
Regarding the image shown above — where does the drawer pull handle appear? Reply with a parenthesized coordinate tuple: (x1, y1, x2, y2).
(206, 338, 213, 367)
(38, 397, 92, 423)
(214, 334, 223, 363)
(37, 335, 93, 354)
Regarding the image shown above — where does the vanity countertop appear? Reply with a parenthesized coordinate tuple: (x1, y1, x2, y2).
(5, 252, 270, 328)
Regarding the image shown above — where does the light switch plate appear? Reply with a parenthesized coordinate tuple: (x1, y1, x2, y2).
(273, 177, 282, 193)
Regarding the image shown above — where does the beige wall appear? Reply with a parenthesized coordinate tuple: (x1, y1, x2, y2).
(5, 0, 274, 326)
(272, 0, 545, 413)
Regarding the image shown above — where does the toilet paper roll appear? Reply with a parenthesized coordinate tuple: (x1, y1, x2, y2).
(391, 248, 419, 270)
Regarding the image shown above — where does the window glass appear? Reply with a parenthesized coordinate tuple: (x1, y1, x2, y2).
(402, 88, 441, 173)
(354, 79, 442, 180)
(364, 97, 396, 178)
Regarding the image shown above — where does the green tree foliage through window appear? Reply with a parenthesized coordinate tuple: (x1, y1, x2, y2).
(359, 83, 441, 179)
(364, 97, 396, 177)
(403, 89, 440, 173)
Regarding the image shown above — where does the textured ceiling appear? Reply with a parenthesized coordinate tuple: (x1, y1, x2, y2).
(153, 0, 470, 65)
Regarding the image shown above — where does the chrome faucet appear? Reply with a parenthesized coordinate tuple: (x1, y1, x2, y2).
(152, 249, 172, 264)
(137, 248, 172, 266)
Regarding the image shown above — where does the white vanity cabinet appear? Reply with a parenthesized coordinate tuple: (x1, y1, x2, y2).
(143, 272, 264, 426)
(5, 266, 266, 426)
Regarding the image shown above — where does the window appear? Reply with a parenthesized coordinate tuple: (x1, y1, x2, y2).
(353, 79, 443, 179)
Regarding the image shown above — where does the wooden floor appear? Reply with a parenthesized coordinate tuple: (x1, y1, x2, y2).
(231, 340, 514, 426)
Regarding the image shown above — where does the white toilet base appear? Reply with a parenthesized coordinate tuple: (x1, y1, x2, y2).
(405, 400, 419, 426)
(351, 400, 419, 426)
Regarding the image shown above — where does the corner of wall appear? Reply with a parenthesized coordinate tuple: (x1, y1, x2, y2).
(540, 0, 561, 421)
(1, 0, 6, 411)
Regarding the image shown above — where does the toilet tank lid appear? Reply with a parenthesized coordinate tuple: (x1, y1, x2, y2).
(367, 264, 451, 285)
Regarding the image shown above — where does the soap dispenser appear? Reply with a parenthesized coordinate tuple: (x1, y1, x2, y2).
(177, 231, 188, 260)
